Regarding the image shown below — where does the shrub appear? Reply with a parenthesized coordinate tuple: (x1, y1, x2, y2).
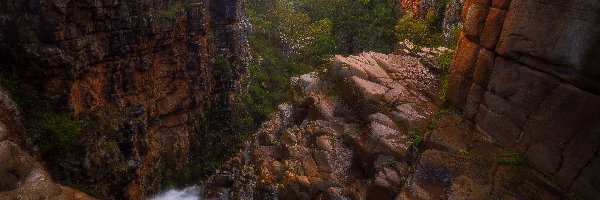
(384, 158, 397, 168)
(426, 108, 451, 131)
(407, 129, 423, 152)
(155, 0, 198, 19)
(436, 51, 454, 71)
(395, 13, 431, 47)
(31, 113, 85, 156)
(446, 25, 462, 49)
(213, 53, 232, 75)
(436, 51, 454, 104)
(395, 8, 459, 49)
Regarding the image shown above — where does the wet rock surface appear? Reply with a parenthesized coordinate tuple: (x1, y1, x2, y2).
(198, 49, 568, 199)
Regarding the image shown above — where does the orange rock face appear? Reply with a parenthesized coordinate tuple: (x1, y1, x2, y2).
(0, 0, 249, 198)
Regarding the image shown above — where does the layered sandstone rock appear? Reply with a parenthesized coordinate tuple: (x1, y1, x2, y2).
(198, 48, 568, 199)
(448, 0, 600, 198)
(0, 0, 249, 198)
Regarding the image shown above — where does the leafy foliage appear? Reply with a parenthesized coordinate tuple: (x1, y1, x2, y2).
(295, 0, 398, 54)
(407, 129, 423, 152)
(395, 13, 433, 47)
(437, 51, 454, 103)
(395, 7, 461, 49)
(244, 0, 399, 125)
(384, 158, 397, 168)
(31, 113, 85, 156)
(427, 108, 451, 131)
(244, 0, 335, 123)
(155, 0, 198, 19)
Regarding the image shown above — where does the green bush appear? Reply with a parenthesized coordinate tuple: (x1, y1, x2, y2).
(155, 0, 198, 19)
(426, 108, 451, 131)
(294, 0, 398, 54)
(395, 13, 432, 47)
(31, 113, 85, 156)
(243, 0, 400, 129)
(395, 7, 460, 49)
(436, 51, 454, 70)
(407, 129, 423, 152)
(384, 158, 397, 168)
(213, 53, 232, 75)
(446, 26, 462, 49)
(436, 51, 454, 104)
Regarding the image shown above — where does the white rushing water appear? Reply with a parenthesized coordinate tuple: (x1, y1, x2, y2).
(150, 186, 201, 200)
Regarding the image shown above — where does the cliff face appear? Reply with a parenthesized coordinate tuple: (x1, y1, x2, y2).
(0, 0, 249, 198)
(448, 0, 600, 198)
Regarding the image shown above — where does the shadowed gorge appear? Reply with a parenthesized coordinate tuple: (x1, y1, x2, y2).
(0, 0, 598, 199)
(0, 0, 249, 198)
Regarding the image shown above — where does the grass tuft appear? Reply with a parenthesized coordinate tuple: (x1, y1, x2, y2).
(491, 149, 525, 165)
(407, 129, 423, 152)
(384, 158, 397, 168)
(31, 113, 85, 156)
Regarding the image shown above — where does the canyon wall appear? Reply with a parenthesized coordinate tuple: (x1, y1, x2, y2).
(447, 0, 600, 198)
(0, 0, 249, 199)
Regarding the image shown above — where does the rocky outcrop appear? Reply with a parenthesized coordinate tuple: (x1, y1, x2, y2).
(0, 140, 94, 200)
(0, 0, 249, 198)
(448, 0, 600, 198)
(198, 47, 568, 199)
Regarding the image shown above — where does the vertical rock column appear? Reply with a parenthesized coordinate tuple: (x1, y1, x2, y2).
(447, 0, 600, 199)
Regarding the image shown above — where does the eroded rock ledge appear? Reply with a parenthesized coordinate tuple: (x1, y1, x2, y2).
(198, 48, 569, 199)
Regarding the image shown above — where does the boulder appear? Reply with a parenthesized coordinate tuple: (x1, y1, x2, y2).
(391, 103, 427, 130)
(350, 76, 388, 102)
(0, 141, 93, 199)
(368, 122, 409, 160)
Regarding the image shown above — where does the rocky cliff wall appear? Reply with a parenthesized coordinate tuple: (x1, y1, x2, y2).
(0, 0, 249, 199)
(447, 0, 600, 198)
